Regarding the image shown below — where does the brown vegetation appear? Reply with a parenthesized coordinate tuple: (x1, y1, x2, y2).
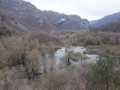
(0, 30, 120, 90)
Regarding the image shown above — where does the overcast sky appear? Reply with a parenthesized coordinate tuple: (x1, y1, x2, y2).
(24, 0, 120, 21)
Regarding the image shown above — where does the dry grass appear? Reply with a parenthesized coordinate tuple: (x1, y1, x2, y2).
(83, 49, 100, 54)
(30, 63, 93, 90)
(69, 51, 89, 62)
(85, 45, 120, 56)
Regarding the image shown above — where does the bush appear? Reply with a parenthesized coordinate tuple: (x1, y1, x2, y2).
(0, 26, 12, 37)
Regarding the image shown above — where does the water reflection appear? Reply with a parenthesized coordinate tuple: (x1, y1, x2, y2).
(39, 46, 98, 74)
(54, 46, 98, 66)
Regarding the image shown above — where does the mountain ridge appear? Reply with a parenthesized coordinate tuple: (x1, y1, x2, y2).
(90, 12, 120, 27)
(92, 19, 120, 32)
(0, 0, 90, 33)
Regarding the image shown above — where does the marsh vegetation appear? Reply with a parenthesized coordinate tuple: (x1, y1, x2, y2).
(0, 30, 120, 90)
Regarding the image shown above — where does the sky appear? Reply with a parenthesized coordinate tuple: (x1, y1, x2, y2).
(24, 0, 120, 21)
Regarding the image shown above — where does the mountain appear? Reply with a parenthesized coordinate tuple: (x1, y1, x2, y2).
(90, 12, 120, 27)
(92, 19, 120, 32)
(43, 11, 90, 30)
(0, 0, 90, 33)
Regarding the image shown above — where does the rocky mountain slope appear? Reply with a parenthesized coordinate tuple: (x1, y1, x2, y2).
(90, 12, 120, 27)
(0, 0, 90, 33)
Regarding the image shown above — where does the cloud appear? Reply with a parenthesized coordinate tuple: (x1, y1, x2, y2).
(24, 0, 120, 20)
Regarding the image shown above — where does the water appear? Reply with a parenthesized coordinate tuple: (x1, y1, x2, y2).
(54, 46, 98, 66)
(39, 46, 98, 73)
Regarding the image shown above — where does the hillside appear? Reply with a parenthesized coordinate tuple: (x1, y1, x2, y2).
(90, 12, 120, 27)
(92, 19, 120, 32)
(0, 0, 90, 33)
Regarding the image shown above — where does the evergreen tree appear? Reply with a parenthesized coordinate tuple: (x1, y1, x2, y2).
(90, 50, 120, 90)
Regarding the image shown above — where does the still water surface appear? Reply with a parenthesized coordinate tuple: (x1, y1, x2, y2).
(54, 46, 98, 66)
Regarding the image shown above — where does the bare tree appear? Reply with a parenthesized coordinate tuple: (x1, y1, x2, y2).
(26, 49, 41, 81)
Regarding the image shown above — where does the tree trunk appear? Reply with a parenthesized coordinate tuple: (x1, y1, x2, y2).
(22, 48, 26, 66)
(21, 54, 25, 65)
(25, 68, 29, 80)
(2, 69, 7, 82)
(9, 59, 11, 69)
(106, 67, 109, 90)
(67, 58, 70, 66)
(107, 81, 109, 90)
(43, 57, 47, 77)
(32, 68, 35, 81)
